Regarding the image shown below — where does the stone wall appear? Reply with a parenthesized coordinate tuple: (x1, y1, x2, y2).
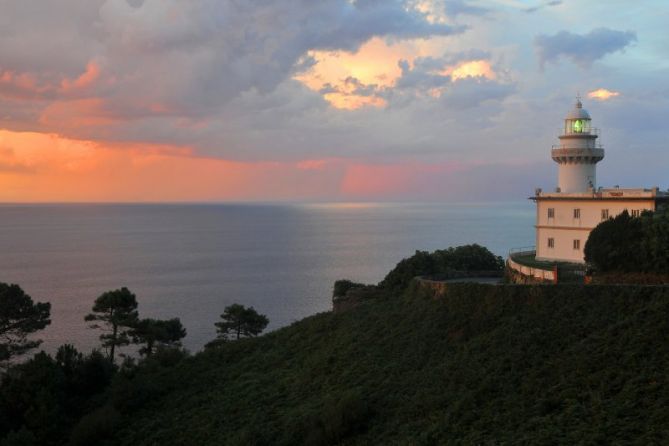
(505, 258, 556, 284)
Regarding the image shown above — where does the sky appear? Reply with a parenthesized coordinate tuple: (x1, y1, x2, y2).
(0, 0, 667, 202)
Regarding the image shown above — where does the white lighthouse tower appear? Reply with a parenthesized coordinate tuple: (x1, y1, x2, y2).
(522, 98, 668, 266)
(551, 98, 605, 193)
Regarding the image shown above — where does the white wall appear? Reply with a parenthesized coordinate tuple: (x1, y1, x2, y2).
(558, 163, 596, 193)
(535, 199, 656, 263)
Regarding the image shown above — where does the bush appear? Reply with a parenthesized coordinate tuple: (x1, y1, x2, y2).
(585, 206, 669, 273)
(332, 280, 366, 298)
(379, 244, 504, 291)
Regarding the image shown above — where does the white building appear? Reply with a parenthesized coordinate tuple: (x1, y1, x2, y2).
(532, 99, 668, 264)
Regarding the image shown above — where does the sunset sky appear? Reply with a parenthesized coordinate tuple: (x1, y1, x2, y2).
(1, 0, 667, 202)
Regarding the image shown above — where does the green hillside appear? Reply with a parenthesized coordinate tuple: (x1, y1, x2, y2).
(98, 283, 669, 445)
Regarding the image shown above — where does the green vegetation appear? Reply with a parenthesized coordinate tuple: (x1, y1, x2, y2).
(131, 318, 187, 357)
(585, 206, 669, 274)
(85, 288, 140, 363)
(332, 280, 367, 298)
(379, 244, 504, 290)
(3, 247, 669, 444)
(0, 345, 114, 445)
(0, 283, 51, 366)
(212, 304, 269, 342)
(0, 286, 189, 446)
(97, 284, 669, 445)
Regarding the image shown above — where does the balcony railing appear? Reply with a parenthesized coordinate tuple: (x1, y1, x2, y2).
(551, 143, 604, 150)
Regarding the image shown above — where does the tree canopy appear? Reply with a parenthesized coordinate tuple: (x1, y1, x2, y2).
(585, 206, 669, 273)
(214, 304, 269, 341)
(379, 244, 504, 291)
(131, 318, 187, 357)
(0, 283, 51, 365)
(84, 287, 139, 362)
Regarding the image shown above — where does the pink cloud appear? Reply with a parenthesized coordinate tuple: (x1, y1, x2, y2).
(60, 61, 101, 92)
(296, 159, 330, 170)
(340, 161, 464, 197)
(39, 98, 119, 129)
(0, 70, 52, 100)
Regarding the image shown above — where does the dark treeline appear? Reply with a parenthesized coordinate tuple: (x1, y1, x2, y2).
(0, 283, 268, 445)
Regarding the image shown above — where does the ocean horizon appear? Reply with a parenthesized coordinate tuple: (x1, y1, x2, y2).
(0, 201, 534, 355)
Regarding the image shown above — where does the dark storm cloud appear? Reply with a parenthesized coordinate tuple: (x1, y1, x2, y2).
(534, 28, 637, 69)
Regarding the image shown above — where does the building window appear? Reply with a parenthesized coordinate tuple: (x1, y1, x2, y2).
(547, 208, 555, 219)
(573, 208, 581, 219)
(573, 239, 580, 250)
(547, 238, 554, 248)
(601, 209, 609, 220)
(631, 209, 641, 218)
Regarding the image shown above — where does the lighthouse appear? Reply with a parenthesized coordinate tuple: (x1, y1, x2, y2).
(523, 98, 669, 265)
(551, 99, 605, 193)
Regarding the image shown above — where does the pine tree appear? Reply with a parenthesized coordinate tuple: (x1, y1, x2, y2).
(85, 287, 139, 362)
(0, 283, 51, 365)
(214, 304, 269, 341)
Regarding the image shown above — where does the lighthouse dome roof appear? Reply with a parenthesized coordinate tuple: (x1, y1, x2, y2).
(566, 99, 591, 120)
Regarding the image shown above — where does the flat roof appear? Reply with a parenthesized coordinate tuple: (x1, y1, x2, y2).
(531, 188, 669, 201)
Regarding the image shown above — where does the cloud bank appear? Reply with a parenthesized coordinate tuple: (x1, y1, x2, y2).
(0, 1, 666, 201)
(534, 28, 636, 69)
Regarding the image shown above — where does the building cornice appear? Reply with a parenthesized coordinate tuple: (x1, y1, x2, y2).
(535, 225, 595, 231)
(530, 196, 665, 202)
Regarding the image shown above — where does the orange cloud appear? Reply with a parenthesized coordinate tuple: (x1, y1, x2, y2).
(294, 37, 418, 109)
(1, 60, 104, 101)
(0, 130, 349, 201)
(444, 60, 496, 81)
(39, 98, 119, 128)
(60, 61, 101, 92)
(587, 88, 620, 101)
(296, 159, 329, 170)
(340, 161, 462, 196)
(0, 70, 51, 99)
(295, 36, 498, 108)
(0, 130, 477, 202)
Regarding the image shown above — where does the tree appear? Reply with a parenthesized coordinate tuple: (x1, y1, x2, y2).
(379, 244, 504, 291)
(131, 318, 186, 357)
(215, 304, 269, 341)
(0, 283, 51, 365)
(85, 287, 139, 362)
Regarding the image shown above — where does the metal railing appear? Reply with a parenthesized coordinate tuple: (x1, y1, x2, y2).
(551, 144, 604, 150)
(508, 246, 536, 257)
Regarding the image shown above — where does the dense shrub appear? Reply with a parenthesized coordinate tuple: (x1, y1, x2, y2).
(332, 280, 367, 298)
(107, 284, 669, 445)
(379, 244, 504, 290)
(585, 206, 669, 273)
(0, 347, 114, 445)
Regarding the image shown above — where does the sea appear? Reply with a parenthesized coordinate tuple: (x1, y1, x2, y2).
(0, 202, 534, 354)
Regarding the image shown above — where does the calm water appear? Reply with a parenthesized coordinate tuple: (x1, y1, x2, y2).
(0, 202, 534, 354)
